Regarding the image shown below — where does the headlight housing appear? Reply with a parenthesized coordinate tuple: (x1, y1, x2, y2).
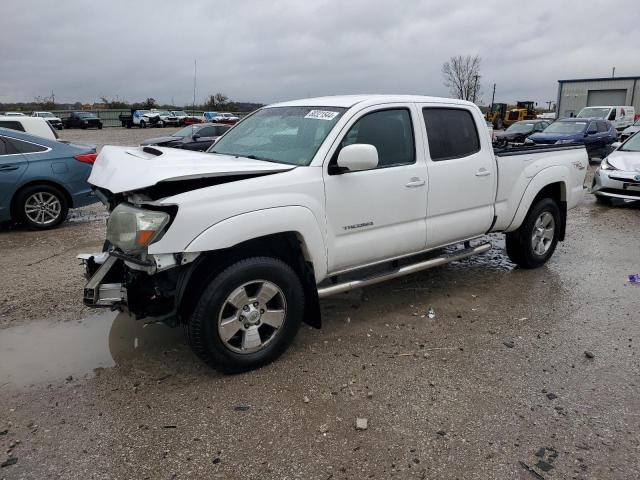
(106, 203, 170, 252)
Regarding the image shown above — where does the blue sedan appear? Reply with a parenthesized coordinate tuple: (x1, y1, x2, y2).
(526, 118, 617, 157)
(0, 128, 98, 229)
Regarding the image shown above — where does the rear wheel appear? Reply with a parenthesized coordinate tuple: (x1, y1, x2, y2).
(505, 198, 560, 268)
(187, 257, 304, 373)
(140, 121, 147, 128)
(15, 184, 68, 229)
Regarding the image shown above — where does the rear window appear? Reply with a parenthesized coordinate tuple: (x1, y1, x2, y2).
(0, 120, 26, 132)
(6, 137, 48, 154)
(422, 108, 480, 161)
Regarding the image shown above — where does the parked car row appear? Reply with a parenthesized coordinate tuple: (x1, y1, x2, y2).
(495, 117, 618, 159)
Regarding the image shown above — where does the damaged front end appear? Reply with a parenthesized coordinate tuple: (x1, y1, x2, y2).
(79, 194, 198, 325)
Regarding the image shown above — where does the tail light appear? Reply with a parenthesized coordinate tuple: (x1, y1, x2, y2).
(74, 153, 97, 164)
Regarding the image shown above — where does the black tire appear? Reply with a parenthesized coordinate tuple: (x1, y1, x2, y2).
(187, 257, 305, 373)
(140, 121, 147, 129)
(98, 124, 103, 130)
(14, 184, 69, 229)
(595, 195, 612, 205)
(505, 198, 561, 269)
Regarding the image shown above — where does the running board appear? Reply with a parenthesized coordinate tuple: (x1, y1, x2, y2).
(317, 242, 491, 299)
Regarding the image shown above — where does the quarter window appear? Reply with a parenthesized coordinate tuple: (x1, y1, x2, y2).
(338, 109, 415, 168)
(6, 138, 48, 154)
(422, 108, 480, 161)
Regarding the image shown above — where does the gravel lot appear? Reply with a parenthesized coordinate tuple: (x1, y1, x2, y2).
(1, 128, 639, 479)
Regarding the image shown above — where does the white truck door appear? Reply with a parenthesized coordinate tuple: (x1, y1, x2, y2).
(419, 105, 496, 248)
(323, 106, 428, 272)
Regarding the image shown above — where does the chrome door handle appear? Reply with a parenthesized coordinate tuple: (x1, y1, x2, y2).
(405, 179, 425, 188)
(475, 169, 491, 177)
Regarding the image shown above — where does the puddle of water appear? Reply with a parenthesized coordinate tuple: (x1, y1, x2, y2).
(0, 312, 183, 389)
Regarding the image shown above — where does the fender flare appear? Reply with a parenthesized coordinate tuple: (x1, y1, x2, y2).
(184, 206, 328, 281)
(505, 166, 569, 233)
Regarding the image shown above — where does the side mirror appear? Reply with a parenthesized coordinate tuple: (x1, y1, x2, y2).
(610, 141, 621, 149)
(192, 133, 200, 140)
(336, 144, 378, 172)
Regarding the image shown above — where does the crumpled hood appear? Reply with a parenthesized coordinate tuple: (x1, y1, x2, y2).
(606, 150, 640, 172)
(88, 146, 295, 193)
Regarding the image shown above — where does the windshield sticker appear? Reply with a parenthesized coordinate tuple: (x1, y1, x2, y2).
(305, 110, 339, 121)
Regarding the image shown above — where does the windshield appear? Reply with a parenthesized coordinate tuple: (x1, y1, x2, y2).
(506, 122, 535, 133)
(37, 112, 54, 118)
(577, 107, 610, 119)
(172, 111, 187, 116)
(78, 112, 96, 118)
(208, 106, 346, 165)
(543, 121, 586, 134)
(172, 125, 200, 137)
(158, 111, 171, 116)
(620, 132, 640, 152)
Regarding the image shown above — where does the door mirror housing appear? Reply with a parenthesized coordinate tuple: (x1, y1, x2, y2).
(336, 144, 378, 172)
(610, 141, 622, 149)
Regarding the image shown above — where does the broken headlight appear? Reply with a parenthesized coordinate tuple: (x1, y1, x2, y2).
(106, 203, 170, 252)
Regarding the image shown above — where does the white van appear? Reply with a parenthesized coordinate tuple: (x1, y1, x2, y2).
(576, 106, 635, 130)
(0, 116, 58, 140)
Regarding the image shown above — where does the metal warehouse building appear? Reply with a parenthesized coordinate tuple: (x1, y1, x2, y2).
(556, 76, 640, 118)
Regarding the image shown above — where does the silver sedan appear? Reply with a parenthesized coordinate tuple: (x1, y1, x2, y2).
(591, 132, 640, 205)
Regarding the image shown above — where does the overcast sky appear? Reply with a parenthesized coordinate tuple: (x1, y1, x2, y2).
(2, 0, 639, 107)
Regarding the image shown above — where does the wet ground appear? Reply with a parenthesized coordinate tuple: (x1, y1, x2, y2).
(1, 129, 639, 479)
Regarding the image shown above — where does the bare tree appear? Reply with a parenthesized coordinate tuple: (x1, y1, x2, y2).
(442, 55, 482, 102)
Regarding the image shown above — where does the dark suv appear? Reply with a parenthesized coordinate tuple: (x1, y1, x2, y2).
(64, 112, 103, 129)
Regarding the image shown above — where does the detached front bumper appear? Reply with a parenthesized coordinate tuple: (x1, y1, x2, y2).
(591, 168, 640, 200)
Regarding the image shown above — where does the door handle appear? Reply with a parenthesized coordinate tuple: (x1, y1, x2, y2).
(475, 169, 491, 177)
(405, 179, 425, 188)
(0, 165, 19, 172)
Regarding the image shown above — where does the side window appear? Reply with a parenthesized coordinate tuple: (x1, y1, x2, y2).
(338, 109, 415, 168)
(533, 123, 544, 131)
(0, 120, 26, 132)
(608, 110, 616, 121)
(422, 108, 480, 161)
(597, 121, 608, 132)
(216, 126, 231, 136)
(6, 138, 48, 154)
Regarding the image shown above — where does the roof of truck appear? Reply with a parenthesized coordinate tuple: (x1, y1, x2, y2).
(269, 95, 475, 109)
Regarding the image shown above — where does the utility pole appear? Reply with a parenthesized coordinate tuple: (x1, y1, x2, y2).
(490, 83, 496, 110)
(472, 74, 480, 103)
(193, 59, 197, 113)
(612, 66, 616, 78)
(546, 100, 553, 111)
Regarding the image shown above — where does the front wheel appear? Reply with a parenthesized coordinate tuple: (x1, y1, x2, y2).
(187, 257, 305, 373)
(505, 198, 561, 268)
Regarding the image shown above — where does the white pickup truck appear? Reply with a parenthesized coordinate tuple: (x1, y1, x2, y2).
(80, 95, 588, 372)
